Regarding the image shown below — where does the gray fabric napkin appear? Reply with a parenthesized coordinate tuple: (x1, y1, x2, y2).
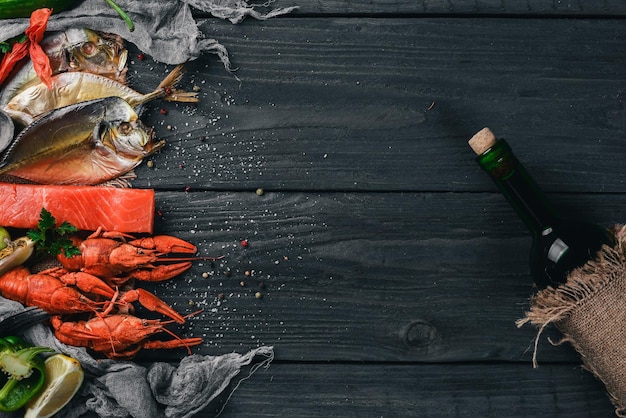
(0, 297, 274, 418)
(0, 0, 298, 68)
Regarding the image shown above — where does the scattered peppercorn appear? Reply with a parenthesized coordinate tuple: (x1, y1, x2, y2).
(239, 281, 246, 287)
(218, 293, 224, 300)
(160, 108, 167, 115)
(241, 239, 249, 248)
(137, 53, 145, 60)
(255, 292, 263, 299)
(244, 270, 251, 277)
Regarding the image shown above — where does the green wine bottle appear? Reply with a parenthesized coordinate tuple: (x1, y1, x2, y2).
(469, 128, 612, 289)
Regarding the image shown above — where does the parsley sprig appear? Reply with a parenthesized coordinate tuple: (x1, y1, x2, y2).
(27, 208, 81, 258)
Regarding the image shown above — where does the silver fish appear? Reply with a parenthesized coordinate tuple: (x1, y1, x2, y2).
(4, 64, 197, 126)
(0, 28, 128, 107)
(43, 28, 128, 82)
(0, 110, 14, 154)
(0, 96, 163, 185)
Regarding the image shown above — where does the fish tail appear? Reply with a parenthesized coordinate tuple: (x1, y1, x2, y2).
(159, 64, 199, 104)
(138, 90, 167, 104)
(163, 91, 200, 103)
(134, 64, 199, 106)
(157, 64, 185, 91)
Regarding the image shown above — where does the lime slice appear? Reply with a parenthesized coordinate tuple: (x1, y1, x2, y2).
(24, 354, 84, 418)
(0, 226, 10, 251)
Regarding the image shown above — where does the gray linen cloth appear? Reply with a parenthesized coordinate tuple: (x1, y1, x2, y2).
(0, 0, 298, 68)
(0, 1, 293, 416)
(0, 297, 274, 418)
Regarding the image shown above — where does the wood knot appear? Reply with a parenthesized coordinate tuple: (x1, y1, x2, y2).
(402, 320, 436, 347)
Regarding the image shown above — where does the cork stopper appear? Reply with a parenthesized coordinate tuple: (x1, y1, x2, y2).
(468, 127, 497, 155)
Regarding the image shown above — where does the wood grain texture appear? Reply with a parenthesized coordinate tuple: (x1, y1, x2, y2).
(132, 191, 623, 365)
(105, 14, 626, 416)
(196, 0, 626, 16)
(129, 17, 626, 193)
(10, 9, 622, 417)
(212, 363, 614, 417)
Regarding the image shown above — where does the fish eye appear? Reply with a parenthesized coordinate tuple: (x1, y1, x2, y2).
(118, 122, 133, 135)
(81, 42, 97, 57)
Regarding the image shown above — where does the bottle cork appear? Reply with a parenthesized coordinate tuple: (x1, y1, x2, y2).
(468, 127, 497, 155)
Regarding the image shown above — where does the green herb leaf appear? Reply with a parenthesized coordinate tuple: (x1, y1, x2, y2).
(27, 208, 81, 258)
(0, 34, 27, 54)
(57, 221, 78, 236)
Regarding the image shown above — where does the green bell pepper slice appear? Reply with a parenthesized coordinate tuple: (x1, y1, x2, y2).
(0, 336, 52, 412)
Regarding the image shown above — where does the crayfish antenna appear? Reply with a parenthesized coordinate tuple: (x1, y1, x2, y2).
(151, 309, 204, 354)
(158, 327, 204, 355)
(101, 286, 120, 316)
(154, 255, 225, 263)
(185, 309, 204, 319)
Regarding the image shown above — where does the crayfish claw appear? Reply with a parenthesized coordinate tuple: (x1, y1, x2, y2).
(129, 262, 193, 282)
(118, 288, 185, 324)
(129, 236, 197, 254)
(60, 272, 116, 299)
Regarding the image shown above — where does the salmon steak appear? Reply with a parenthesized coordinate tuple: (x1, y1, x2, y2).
(0, 183, 155, 233)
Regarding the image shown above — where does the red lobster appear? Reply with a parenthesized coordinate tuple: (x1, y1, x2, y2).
(57, 228, 212, 285)
(0, 266, 187, 323)
(51, 314, 203, 359)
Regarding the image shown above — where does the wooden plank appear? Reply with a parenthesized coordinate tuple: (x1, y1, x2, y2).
(129, 18, 626, 193)
(195, 0, 626, 16)
(132, 190, 623, 366)
(210, 363, 615, 417)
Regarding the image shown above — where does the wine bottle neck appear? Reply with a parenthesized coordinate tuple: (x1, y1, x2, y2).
(475, 139, 558, 237)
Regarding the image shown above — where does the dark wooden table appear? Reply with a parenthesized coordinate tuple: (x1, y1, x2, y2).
(124, 1, 625, 416)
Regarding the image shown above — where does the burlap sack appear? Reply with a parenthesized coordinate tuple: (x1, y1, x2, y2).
(518, 225, 626, 416)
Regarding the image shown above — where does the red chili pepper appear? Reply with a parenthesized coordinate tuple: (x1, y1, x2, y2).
(0, 41, 29, 87)
(25, 8, 52, 88)
(0, 8, 52, 88)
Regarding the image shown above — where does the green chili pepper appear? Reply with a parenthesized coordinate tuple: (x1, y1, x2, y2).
(0, 0, 80, 19)
(104, 0, 134, 32)
(0, 0, 134, 32)
(0, 336, 52, 412)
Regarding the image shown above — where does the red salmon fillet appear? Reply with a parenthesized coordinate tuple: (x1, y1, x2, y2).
(0, 183, 154, 233)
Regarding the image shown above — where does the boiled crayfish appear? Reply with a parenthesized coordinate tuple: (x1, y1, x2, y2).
(0, 266, 115, 315)
(51, 314, 203, 359)
(0, 229, 211, 358)
(0, 266, 187, 323)
(57, 228, 207, 285)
